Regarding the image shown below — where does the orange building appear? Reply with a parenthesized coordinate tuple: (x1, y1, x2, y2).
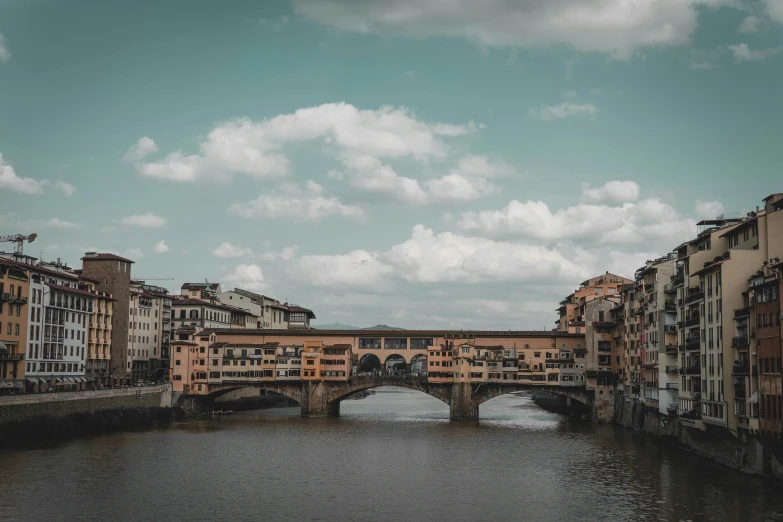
(0, 259, 29, 391)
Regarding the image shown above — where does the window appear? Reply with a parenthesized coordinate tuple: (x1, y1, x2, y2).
(384, 338, 407, 349)
(410, 338, 433, 350)
(359, 338, 381, 349)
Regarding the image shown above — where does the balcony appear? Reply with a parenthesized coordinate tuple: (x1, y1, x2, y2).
(672, 273, 684, 287)
(665, 366, 679, 374)
(664, 284, 676, 294)
(0, 352, 24, 361)
(684, 290, 705, 305)
(684, 314, 701, 328)
(665, 382, 679, 390)
(664, 344, 678, 354)
(734, 399, 748, 417)
(734, 307, 750, 319)
(731, 336, 749, 348)
(681, 364, 701, 375)
(642, 361, 658, 369)
(664, 302, 677, 313)
(731, 363, 750, 376)
(734, 387, 747, 400)
(664, 324, 677, 334)
(8, 294, 27, 304)
(644, 283, 654, 292)
(684, 337, 700, 351)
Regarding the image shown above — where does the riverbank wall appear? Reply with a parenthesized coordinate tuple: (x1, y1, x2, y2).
(0, 384, 173, 423)
(614, 395, 783, 479)
(0, 385, 176, 446)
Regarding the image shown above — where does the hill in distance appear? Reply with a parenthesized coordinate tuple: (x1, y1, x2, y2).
(312, 323, 406, 330)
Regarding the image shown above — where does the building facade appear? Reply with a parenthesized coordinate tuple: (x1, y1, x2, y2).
(0, 258, 29, 392)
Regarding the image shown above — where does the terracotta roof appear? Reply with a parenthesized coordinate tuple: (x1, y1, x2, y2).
(170, 340, 198, 346)
(26, 263, 80, 280)
(206, 328, 585, 338)
(172, 298, 236, 312)
(287, 305, 316, 318)
(45, 282, 99, 299)
(81, 253, 135, 263)
(181, 282, 220, 290)
(208, 342, 229, 348)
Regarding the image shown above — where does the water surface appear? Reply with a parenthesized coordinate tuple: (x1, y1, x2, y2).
(0, 388, 781, 521)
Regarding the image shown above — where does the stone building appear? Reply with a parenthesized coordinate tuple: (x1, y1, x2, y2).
(79, 275, 114, 387)
(80, 252, 133, 386)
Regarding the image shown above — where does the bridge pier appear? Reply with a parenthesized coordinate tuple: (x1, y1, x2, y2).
(450, 382, 479, 420)
(299, 381, 341, 417)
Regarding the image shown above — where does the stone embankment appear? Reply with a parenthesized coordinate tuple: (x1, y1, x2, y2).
(0, 385, 176, 446)
(534, 391, 783, 479)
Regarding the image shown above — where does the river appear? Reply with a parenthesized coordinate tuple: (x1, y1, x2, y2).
(0, 388, 781, 521)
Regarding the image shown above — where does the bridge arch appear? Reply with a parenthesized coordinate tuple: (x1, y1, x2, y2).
(358, 353, 382, 372)
(327, 379, 452, 406)
(384, 354, 407, 373)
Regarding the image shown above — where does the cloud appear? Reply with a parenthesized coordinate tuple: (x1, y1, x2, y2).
(123, 137, 159, 162)
(49, 181, 76, 196)
(129, 103, 479, 183)
(222, 264, 269, 291)
(738, 16, 759, 33)
(118, 213, 167, 228)
(125, 248, 143, 259)
(457, 183, 696, 245)
(293, 0, 717, 59)
(385, 225, 589, 283)
(0, 154, 44, 194)
(229, 181, 364, 221)
(0, 33, 10, 63)
(154, 240, 169, 253)
(766, 0, 783, 23)
(0, 154, 78, 196)
(343, 155, 498, 205)
(450, 155, 515, 178)
(606, 251, 660, 279)
(728, 43, 783, 62)
(582, 180, 639, 204)
(213, 241, 252, 258)
(529, 102, 598, 121)
(695, 200, 724, 219)
(43, 218, 81, 229)
(295, 250, 394, 287)
(259, 245, 299, 261)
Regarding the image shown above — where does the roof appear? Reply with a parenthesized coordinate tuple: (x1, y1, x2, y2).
(77, 274, 102, 284)
(81, 253, 135, 263)
(205, 328, 585, 338)
(230, 288, 265, 301)
(287, 305, 316, 319)
(181, 282, 220, 291)
(690, 259, 727, 278)
(45, 282, 99, 299)
(208, 342, 229, 349)
(719, 216, 758, 238)
(763, 193, 783, 201)
(172, 298, 237, 312)
(170, 340, 198, 346)
(25, 262, 80, 281)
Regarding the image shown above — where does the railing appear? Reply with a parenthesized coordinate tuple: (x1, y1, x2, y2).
(731, 363, 750, 375)
(685, 314, 700, 328)
(734, 307, 750, 319)
(665, 366, 679, 374)
(672, 274, 684, 286)
(732, 336, 749, 348)
(684, 290, 705, 305)
(8, 295, 27, 304)
(664, 284, 675, 293)
(734, 387, 747, 399)
(664, 302, 677, 312)
(0, 353, 24, 361)
(684, 337, 700, 351)
(664, 344, 678, 353)
(734, 400, 747, 417)
(665, 383, 679, 390)
(680, 364, 701, 375)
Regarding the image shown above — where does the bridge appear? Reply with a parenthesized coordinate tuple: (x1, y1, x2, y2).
(188, 377, 604, 421)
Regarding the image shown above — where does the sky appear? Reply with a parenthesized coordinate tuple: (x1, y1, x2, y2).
(1, 0, 782, 329)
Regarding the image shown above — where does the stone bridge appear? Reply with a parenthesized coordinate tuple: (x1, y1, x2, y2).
(197, 378, 606, 421)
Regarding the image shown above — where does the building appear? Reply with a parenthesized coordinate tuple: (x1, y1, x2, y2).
(557, 273, 633, 333)
(287, 305, 315, 329)
(169, 329, 587, 394)
(81, 252, 134, 387)
(80, 275, 114, 387)
(0, 258, 29, 392)
(171, 299, 233, 330)
(136, 283, 172, 380)
(128, 284, 164, 383)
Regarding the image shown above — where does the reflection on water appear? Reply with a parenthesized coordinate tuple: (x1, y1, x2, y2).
(0, 388, 781, 522)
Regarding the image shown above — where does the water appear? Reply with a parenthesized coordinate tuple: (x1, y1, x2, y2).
(0, 388, 781, 522)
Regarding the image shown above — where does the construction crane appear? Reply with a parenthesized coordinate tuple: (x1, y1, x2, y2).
(0, 233, 37, 255)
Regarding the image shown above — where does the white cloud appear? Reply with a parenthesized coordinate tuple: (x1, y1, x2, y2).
(259, 245, 299, 261)
(229, 181, 364, 222)
(695, 200, 724, 219)
(458, 190, 696, 245)
(50, 181, 76, 196)
(125, 248, 143, 259)
(0, 154, 44, 194)
(222, 264, 269, 291)
(294, 0, 716, 59)
(582, 180, 640, 204)
(728, 43, 783, 62)
(529, 102, 598, 121)
(385, 225, 589, 283)
(43, 218, 81, 229)
(130, 103, 479, 183)
(118, 213, 167, 228)
(0, 33, 10, 63)
(606, 251, 660, 279)
(154, 240, 169, 253)
(296, 250, 394, 287)
(344, 155, 498, 205)
(738, 16, 759, 33)
(450, 155, 515, 178)
(213, 241, 252, 258)
(123, 137, 159, 162)
(766, 0, 783, 23)
(689, 61, 714, 70)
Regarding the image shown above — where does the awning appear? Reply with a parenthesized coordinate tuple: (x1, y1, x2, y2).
(0, 341, 6, 351)
(65, 377, 75, 383)
(37, 378, 48, 385)
(55, 378, 65, 384)
(0, 381, 13, 389)
(12, 381, 23, 389)
(75, 377, 84, 383)
(26, 377, 38, 384)
(748, 391, 759, 404)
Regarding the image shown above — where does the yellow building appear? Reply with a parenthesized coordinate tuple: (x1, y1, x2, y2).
(0, 258, 28, 392)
